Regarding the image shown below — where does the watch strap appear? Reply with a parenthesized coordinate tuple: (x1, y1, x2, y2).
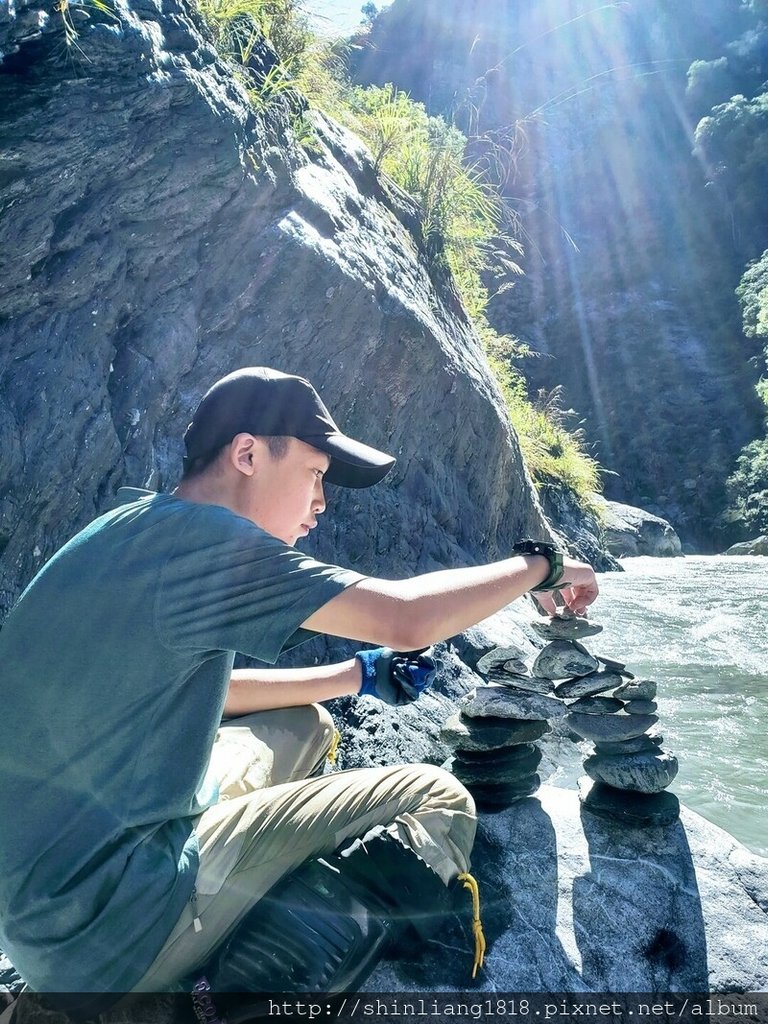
(512, 540, 565, 592)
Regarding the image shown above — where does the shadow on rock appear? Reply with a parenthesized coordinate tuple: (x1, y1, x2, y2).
(574, 807, 708, 990)
(368, 794, 584, 991)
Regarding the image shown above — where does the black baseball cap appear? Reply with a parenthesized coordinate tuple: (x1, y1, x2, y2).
(183, 367, 396, 488)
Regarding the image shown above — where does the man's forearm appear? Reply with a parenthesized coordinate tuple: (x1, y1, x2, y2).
(223, 659, 362, 717)
(383, 554, 551, 647)
(303, 554, 552, 650)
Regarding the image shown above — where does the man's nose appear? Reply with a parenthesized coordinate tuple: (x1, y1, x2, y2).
(312, 481, 326, 515)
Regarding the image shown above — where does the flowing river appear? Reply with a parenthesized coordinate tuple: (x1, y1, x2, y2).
(502, 556, 768, 857)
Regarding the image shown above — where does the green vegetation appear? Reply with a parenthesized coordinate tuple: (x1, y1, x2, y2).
(737, 250, 768, 343)
(55, 0, 116, 48)
(694, 92, 768, 258)
(192, 0, 602, 507)
(726, 250, 768, 536)
(725, 439, 768, 536)
(486, 344, 601, 497)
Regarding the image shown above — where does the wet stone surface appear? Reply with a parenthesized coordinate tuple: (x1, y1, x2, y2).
(530, 614, 604, 641)
(593, 732, 664, 755)
(625, 699, 658, 715)
(615, 678, 657, 700)
(475, 646, 529, 676)
(597, 656, 633, 677)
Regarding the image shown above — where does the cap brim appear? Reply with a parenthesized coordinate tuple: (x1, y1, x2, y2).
(307, 433, 396, 488)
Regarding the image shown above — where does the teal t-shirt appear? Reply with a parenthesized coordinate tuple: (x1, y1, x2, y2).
(0, 490, 363, 992)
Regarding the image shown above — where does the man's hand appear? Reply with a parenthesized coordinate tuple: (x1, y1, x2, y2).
(356, 648, 437, 705)
(532, 556, 599, 617)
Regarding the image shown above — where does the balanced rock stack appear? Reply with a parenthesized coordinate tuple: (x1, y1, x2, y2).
(440, 644, 568, 811)
(528, 614, 681, 827)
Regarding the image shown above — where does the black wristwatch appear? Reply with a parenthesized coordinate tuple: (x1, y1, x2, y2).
(512, 539, 565, 592)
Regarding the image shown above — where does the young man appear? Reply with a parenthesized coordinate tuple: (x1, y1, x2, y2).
(0, 367, 598, 998)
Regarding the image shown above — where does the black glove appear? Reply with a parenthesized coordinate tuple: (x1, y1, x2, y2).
(356, 647, 437, 705)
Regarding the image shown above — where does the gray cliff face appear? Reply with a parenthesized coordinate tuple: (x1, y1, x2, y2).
(0, 0, 564, 621)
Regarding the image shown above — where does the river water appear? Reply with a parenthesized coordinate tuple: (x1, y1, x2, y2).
(506, 556, 768, 857)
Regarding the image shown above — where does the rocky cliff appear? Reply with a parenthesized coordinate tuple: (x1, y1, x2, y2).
(0, 0, 585, 624)
(349, 0, 768, 550)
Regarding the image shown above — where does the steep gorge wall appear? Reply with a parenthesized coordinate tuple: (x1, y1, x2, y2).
(0, 0, 558, 623)
(350, 0, 767, 549)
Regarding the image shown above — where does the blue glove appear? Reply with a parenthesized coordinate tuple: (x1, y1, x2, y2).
(356, 648, 437, 705)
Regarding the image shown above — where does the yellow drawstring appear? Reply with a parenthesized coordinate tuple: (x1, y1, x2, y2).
(326, 727, 341, 766)
(457, 871, 486, 978)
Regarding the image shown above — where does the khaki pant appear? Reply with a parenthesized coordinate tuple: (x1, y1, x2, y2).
(133, 704, 476, 992)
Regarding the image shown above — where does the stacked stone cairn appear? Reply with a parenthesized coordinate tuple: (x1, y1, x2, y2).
(443, 612, 681, 824)
(440, 643, 568, 811)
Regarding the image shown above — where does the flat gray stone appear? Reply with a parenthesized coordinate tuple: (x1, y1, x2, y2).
(530, 614, 603, 641)
(487, 668, 555, 695)
(469, 774, 541, 809)
(584, 751, 679, 793)
(440, 712, 550, 751)
(449, 746, 542, 784)
(565, 711, 659, 742)
(460, 684, 568, 721)
(476, 646, 529, 676)
(532, 640, 599, 680)
(554, 670, 624, 698)
(594, 732, 664, 755)
(566, 695, 624, 715)
(615, 678, 657, 700)
(578, 777, 681, 826)
(454, 741, 540, 764)
(597, 655, 633, 678)
(625, 699, 658, 715)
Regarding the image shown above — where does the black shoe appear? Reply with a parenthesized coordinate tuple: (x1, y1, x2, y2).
(203, 854, 397, 1002)
(336, 826, 486, 978)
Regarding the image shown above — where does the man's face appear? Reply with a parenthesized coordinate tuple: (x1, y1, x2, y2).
(248, 437, 330, 546)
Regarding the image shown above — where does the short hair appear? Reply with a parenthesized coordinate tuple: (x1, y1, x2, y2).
(181, 435, 290, 481)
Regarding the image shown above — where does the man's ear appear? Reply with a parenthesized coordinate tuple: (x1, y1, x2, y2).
(229, 434, 259, 477)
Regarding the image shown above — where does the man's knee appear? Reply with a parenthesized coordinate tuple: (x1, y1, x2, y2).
(296, 702, 335, 772)
(388, 761, 476, 818)
(424, 763, 476, 817)
(308, 702, 335, 754)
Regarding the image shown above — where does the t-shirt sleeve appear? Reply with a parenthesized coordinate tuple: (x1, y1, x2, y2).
(155, 505, 365, 663)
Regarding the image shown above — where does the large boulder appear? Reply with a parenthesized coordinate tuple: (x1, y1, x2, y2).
(592, 496, 683, 558)
(724, 535, 768, 556)
(368, 784, 768, 992)
(0, 0, 561, 623)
